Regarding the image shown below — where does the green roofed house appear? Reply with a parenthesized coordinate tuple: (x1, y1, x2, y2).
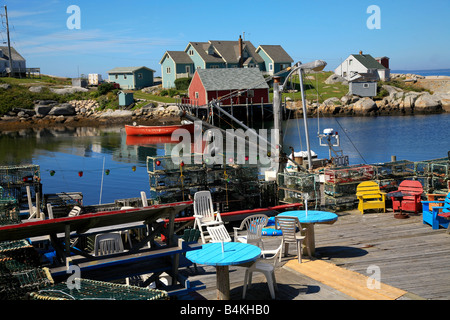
(107, 66, 155, 90)
(334, 51, 390, 81)
(160, 36, 293, 89)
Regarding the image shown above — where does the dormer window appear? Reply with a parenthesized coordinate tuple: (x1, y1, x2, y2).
(207, 46, 215, 55)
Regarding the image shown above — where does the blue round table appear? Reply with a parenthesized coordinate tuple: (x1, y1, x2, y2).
(186, 242, 261, 300)
(277, 210, 338, 255)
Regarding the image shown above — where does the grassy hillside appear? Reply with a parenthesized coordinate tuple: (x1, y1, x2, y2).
(0, 77, 89, 114)
(0, 71, 350, 115)
(0, 76, 179, 115)
(269, 71, 349, 103)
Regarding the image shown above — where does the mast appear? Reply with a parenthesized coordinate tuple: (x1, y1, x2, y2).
(298, 67, 313, 170)
(281, 60, 327, 171)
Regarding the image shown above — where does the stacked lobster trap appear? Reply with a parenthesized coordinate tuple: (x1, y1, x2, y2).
(146, 155, 262, 212)
(323, 164, 376, 211)
(0, 240, 53, 300)
(277, 172, 320, 208)
(413, 157, 449, 193)
(0, 164, 42, 210)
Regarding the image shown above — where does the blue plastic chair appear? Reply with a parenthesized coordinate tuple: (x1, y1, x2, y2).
(422, 192, 450, 230)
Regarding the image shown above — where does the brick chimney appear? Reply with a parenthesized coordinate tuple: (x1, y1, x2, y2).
(359, 50, 363, 55)
(239, 35, 243, 67)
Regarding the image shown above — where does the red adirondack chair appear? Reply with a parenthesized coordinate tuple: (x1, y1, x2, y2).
(390, 180, 424, 214)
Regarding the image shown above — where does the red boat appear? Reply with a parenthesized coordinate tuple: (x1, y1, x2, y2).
(125, 122, 194, 136)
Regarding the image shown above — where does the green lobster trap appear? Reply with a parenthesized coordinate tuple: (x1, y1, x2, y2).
(0, 164, 42, 209)
(29, 278, 168, 300)
(0, 188, 21, 225)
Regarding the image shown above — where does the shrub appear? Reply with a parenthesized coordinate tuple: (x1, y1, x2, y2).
(90, 91, 100, 98)
(98, 82, 115, 95)
(174, 77, 191, 90)
(167, 88, 179, 97)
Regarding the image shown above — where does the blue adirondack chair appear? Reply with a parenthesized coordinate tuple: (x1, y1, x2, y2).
(422, 192, 450, 230)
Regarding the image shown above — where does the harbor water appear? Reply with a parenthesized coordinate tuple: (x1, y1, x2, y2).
(0, 113, 448, 205)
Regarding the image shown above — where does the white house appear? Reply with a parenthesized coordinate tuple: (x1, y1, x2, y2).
(0, 46, 26, 76)
(335, 51, 390, 81)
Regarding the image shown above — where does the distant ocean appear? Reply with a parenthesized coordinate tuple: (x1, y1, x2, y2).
(391, 68, 450, 77)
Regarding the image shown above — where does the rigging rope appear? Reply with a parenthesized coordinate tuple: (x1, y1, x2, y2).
(301, 73, 368, 164)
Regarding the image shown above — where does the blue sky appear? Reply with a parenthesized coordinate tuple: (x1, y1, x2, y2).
(2, 0, 449, 78)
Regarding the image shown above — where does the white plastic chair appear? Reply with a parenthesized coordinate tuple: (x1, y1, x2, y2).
(242, 243, 283, 299)
(207, 225, 232, 243)
(68, 206, 82, 217)
(233, 214, 269, 250)
(275, 216, 311, 263)
(93, 232, 132, 285)
(193, 191, 223, 243)
(93, 232, 125, 256)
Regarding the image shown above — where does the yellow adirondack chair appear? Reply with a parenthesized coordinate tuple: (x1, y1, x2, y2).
(356, 181, 386, 214)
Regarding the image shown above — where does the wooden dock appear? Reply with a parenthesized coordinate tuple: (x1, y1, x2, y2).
(178, 208, 450, 300)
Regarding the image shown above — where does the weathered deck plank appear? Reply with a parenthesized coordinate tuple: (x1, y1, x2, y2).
(179, 208, 450, 300)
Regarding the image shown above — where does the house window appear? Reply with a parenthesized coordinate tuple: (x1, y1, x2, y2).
(349, 59, 352, 65)
(166, 67, 171, 74)
(137, 73, 143, 79)
(186, 66, 191, 74)
(188, 49, 194, 56)
(115, 75, 118, 79)
(195, 92, 199, 99)
(269, 63, 273, 71)
(124, 74, 127, 79)
(363, 83, 369, 88)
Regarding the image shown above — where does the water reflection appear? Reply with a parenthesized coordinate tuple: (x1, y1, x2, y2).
(0, 126, 172, 205)
(0, 114, 448, 205)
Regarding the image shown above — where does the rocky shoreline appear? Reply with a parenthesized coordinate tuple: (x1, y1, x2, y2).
(287, 84, 450, 117)
(0, 99, 184, 131)
(1, 75, 449, 131)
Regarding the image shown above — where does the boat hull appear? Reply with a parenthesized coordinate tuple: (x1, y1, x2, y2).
(125, 124, 194, 136)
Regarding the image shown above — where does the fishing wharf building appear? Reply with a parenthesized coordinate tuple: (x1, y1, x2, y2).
(188, 68, 270, 106)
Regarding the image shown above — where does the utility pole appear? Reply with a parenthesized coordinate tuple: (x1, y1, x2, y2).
(4, 5, 13, 77)
(272, 76, 282, 174)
